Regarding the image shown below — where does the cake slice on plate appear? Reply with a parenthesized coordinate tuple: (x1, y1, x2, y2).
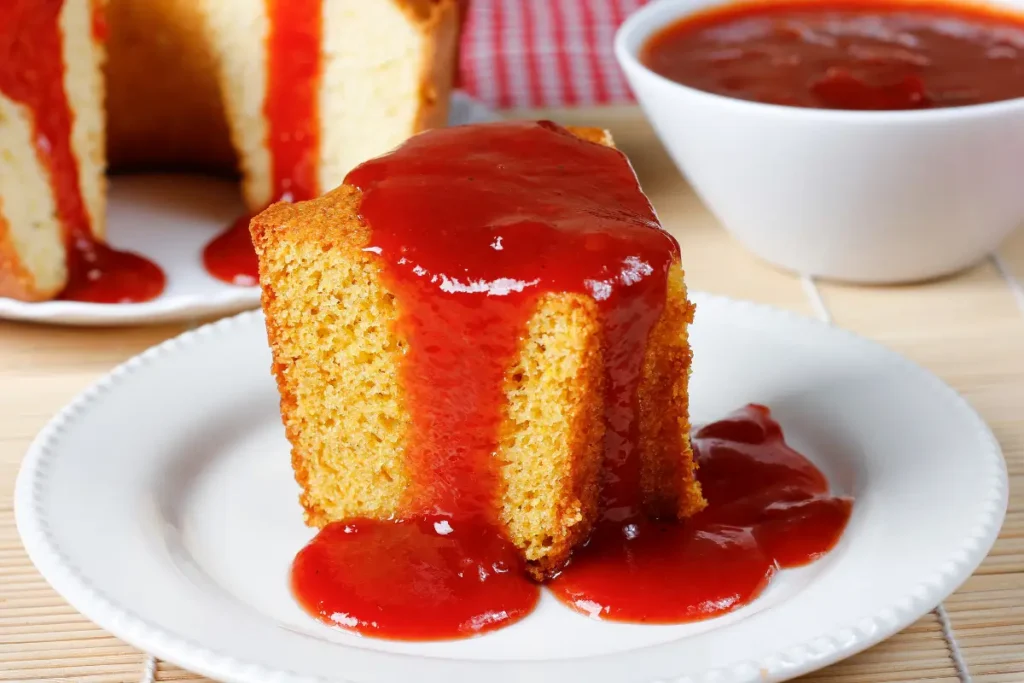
(251, 121, 705, 578)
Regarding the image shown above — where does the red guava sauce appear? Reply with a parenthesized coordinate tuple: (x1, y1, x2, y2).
(548, 404, 853, 623)
(291, 516, 540, 640)
(642, 0, 1024, 110)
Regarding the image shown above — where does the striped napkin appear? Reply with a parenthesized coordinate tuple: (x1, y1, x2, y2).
(459, 0, 647, 109)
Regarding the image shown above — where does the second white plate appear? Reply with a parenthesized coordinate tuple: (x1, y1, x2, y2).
(15, 293, 1007, 682)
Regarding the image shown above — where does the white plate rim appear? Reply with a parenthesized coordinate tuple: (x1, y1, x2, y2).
(14, 292, 1009, 683)
(0, 91, 497, 327)
(0, 283, 261, 327)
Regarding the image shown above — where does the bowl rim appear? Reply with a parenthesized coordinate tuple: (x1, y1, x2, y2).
(614, 0, 1024, 123)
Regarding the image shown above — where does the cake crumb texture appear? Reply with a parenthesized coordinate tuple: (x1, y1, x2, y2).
(641, 263, 704, 519)
(252, 188, 408, 528)
(497, 291, 604, 577)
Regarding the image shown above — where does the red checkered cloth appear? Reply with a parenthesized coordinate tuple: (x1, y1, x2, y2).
(458, 0, 648, 109)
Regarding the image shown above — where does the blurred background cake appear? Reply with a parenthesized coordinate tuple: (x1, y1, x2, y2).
(0, 0, 459, 301)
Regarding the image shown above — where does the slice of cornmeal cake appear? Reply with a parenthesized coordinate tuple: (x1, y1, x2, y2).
(251, 123, 704, 579)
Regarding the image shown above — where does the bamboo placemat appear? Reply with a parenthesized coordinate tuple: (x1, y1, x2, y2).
(1, 106, 1021, 682)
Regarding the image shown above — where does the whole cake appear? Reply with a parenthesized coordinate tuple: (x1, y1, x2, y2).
(0, 0, 458, 301)
(251, 121, 705, 583)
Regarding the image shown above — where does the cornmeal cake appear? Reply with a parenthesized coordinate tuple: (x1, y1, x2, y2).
(251, 122, 705, 579)
(0, 0, 459, 301)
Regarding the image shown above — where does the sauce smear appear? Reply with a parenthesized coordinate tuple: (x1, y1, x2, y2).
(203, 0, 322, 285)
(549, 404, 853, 622)
(291, 120, 679, 640)
(202, 215, 259, 287)
(292, 516, 538, 640)
(0, 0, 165, 303)
(61, 241, 165, 304)
(642, 0, 1024, 110)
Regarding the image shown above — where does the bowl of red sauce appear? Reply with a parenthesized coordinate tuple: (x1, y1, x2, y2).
(615, 0, 1024, 283)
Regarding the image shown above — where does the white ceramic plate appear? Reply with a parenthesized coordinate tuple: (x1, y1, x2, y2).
(0, 92, 497, 326)
(16, 293, 1007, 683)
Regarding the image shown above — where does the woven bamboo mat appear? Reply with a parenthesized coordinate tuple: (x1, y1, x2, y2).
(1, 106, 1021, 682)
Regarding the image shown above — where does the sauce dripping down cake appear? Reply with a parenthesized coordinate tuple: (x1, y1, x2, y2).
(252, 121, 703, 636)
(252, 121, 852, 639)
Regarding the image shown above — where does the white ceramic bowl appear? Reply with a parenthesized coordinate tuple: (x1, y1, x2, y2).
(615, 0, 1024, 284)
